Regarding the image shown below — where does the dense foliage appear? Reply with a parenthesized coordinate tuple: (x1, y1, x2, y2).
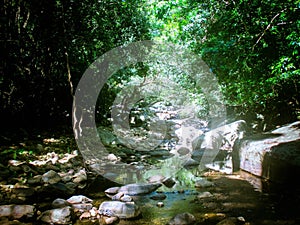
(1, 0, 299, 131)
(145, 0, 300, 126)
(192, 0, 300, 125)
(1, 0, 149, 128)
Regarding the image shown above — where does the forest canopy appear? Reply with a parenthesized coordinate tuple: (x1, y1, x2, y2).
(1, 0, 299, 130)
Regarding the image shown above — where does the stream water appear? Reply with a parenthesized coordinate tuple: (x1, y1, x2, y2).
(73, 168, 300, 225)
(72, 115, 300, 225)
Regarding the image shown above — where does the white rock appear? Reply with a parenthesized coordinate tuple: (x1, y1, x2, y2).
(99, 201, 140, 219)
(39, 206, 73, 224)
(66, 195, 93, 204)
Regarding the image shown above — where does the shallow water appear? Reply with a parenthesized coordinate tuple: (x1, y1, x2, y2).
(79, 171, 300, 225)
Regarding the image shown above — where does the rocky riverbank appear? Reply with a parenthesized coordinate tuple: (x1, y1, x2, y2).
(1, 113, 300, 224)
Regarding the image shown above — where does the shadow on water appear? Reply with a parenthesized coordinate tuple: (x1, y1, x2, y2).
(83, 168, 300, 225)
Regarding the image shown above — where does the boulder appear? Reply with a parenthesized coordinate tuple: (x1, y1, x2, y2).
(118, 183, 162, 195)
(0, 205, 35, 219)
(235, 121, 300, 185)
(66, 195, 93, 204)
(146, 174, 166, 183)
(38, 206, 74, 224)
(105, 183, 162, 196)
(99, 201, 140, 219)
(42, 170, 61, 184)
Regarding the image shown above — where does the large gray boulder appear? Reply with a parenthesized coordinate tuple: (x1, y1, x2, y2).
(99, 201, 140, 219)
(235, 121, 300, 184)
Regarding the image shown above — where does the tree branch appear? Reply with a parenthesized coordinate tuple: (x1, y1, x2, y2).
(252, 9, 286, 50)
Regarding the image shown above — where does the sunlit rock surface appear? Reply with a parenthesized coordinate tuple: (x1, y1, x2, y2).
(105, 183, 162, 197)
(99, 201, 140, 219)
(236, 121, 300, 184)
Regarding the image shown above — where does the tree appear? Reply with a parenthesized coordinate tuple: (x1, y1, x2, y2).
(0, 0, 150, 129)
(185, 0, 300, 126)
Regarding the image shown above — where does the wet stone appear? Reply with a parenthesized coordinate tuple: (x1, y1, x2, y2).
(150, 193, 167, 200)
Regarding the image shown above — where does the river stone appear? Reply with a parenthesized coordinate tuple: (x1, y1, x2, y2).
(118, 183, 162, 195)
(162, 177, 176, 188)
(107, 153, 118, 161)
(105, 187, 120, 196)
(52, 198, 71, 208)
(167, 212, 196, 225)
(99, 201, 140, 219)
(120, 195, 133, 202)
(79, 211, 91, 220)
(42, 170, 61, 184)
(72, 203, 93, 211)
(105, 183, 162, 197)
(195, 178, 215, 188)
(27, 175, 42, 184)
(66, 195, 93, 204)
(101, 216, 119, 224)
(216, 217, 245, 225)
(149, 149, 171, 157)
(39, 206, 74, 224)
(72, 169, 87, 183)
(0, 205, 35, 219)
(197, 191, 213, 199)
(111, 192, 124, 201)
(177, 147, 190, 155)
(146, 174, 166, 183)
